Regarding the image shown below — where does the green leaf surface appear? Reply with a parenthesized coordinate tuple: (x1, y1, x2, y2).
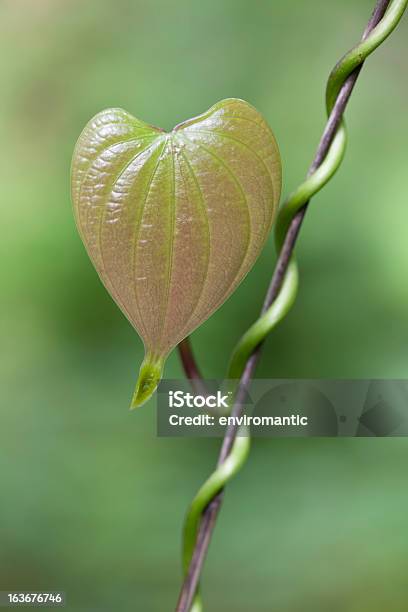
(71, 99, 281, 407)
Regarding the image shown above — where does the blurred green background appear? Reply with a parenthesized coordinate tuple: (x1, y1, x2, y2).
(1, 1, 408, 610)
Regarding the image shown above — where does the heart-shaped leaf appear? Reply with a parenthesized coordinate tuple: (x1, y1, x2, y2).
(71, 99, 281, 407)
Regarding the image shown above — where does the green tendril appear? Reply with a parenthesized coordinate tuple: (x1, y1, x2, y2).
(180, 2, 407, 610)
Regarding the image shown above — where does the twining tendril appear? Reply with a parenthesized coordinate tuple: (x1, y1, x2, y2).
(178, 2, 407, 610)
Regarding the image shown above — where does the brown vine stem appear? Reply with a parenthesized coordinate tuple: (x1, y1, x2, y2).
(176, 1, 393, 610)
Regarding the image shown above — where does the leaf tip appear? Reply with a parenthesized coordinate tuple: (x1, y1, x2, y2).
(130, 353, 165, 410)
